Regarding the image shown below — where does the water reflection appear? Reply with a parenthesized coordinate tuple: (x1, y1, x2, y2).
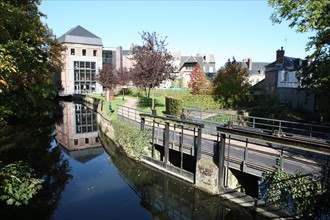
(1, 101, 262, 219)
(55, 102, 100, 151)
(99, 131, 259, 220)
(0, 103, 72, 219)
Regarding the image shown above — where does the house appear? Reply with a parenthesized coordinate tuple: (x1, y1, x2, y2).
(263, 47, 317, 113)
(241, 58, 269, 86)
(178, 54, 216, 88)
(57, 25, 104, 95)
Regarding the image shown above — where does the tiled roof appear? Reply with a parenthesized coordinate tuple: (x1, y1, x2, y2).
(179, 55, 208, 70)
(265, 56, 304, 70)
(242, 62, 270, 75)
(58, 25, 102, 46)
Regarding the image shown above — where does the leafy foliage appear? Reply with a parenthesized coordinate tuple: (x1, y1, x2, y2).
(97, 63, 117, 90)
(188, 64, 211, 95)
(0, 0, 64, 123)
(116, 67, 131, 100)
(130, 31, 176, 101)
(183, 95, 223, 110)
(259, 156, 326, 217)
(165, 96, 183, 116)
(111, 119, 152, 157)
(0, 161, 43, 206)
(212, 58, 251, 108)
(268, 0, 330, 118)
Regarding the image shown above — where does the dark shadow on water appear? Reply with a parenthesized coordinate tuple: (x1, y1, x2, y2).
(99, 131, 265, 220)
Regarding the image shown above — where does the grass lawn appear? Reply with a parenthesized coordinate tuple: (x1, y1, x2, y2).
(136, 96, 165, 115)
(88, 94, 129, 118)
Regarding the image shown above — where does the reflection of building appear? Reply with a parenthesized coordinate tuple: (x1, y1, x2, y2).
(55, 102, 101, 151)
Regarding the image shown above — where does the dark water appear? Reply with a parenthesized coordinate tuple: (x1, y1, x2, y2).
(0, 102, 264, 220)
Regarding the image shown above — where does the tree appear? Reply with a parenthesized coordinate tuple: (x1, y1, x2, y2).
(268, 0, 330, 117)
(212, 58, 251, 108)
(0, 0, 64, 123)
(116, 67, 131, 100)
(188, 64, 210, 95)
(97, 63, 117, 113)
(131, 31, 175, 111)
(97, 63, 117, 92)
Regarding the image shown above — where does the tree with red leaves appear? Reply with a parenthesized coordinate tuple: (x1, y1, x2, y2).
(97, 63, 117, 102)
(116, 67, 131, 100)
(131, 31, 175, 111)
(188, 64, 209, 95)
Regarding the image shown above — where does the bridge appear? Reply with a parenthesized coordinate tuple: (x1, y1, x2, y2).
(117, 104, 330, 191)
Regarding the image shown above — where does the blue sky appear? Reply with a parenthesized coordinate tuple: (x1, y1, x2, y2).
(40, 0, 313, 69)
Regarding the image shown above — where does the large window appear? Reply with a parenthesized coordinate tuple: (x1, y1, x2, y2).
(102, 50, 112, 64)
(74, 61, 97, 94)
(74, 104, 98, 134)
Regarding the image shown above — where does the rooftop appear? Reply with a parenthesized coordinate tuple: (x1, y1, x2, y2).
(58, 25, 103, 46)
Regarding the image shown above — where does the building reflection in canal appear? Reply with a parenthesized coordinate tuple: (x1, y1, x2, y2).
(55, 101, 103, 163)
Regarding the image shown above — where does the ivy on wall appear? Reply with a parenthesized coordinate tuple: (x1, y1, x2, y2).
(259, 156, 326, 217)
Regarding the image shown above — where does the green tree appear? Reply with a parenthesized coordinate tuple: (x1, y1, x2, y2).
(212, 58, 250, 108)
(0, 0, 64, 123)
(268, 0, 330, 118)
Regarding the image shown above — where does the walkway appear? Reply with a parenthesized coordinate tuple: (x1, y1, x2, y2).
(122, 97, 139, 108)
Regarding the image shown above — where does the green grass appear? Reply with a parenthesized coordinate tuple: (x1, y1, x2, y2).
(88, 94, 128, 119)
(137, 96, 165, 115)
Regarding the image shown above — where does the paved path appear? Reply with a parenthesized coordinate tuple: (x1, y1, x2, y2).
(122, 97, 139, 108)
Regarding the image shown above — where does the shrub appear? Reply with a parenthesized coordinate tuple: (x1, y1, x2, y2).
(183, 95, 223, 110)
(111, 119, 151, 157)
(165, 96, 183, 116)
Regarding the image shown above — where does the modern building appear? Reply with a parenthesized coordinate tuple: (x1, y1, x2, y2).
(57, 25, 103, 95)
(57, 26, 217, 92)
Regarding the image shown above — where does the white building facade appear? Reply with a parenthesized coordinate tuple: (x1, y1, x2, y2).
(58, 25, 103, 95)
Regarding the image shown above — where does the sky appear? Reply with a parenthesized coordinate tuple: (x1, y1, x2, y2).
(40, 0, 314, 69)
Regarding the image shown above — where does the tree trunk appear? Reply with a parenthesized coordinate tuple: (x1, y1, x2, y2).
(122, 87, 125, 101)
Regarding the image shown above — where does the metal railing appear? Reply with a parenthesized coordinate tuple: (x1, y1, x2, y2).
(182, 107, 330, 141)
(117, 105, 150, 128)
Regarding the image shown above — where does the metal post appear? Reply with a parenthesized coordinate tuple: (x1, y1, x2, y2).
(152, 119, 155, 158)
(242, 138, 248, 172)
(218, 133, 226, 190)
(226, 135, 231, 187)
(196, 126, 202, 161)
(140, 117, 145, 131)
(164, 122, 169, 165)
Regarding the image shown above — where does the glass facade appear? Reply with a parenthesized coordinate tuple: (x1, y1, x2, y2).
(75, 103, 98, 134)
(102, 50, 112, 64)
(74, 61, 97, 94)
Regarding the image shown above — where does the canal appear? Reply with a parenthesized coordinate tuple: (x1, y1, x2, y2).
(0, 101, 264, 219)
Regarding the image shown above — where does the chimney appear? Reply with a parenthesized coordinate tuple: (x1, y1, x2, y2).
(248, 57, 252, 70)
(276, 46, 285, 65)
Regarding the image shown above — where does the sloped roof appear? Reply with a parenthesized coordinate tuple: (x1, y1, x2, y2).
(241, 62, 270, 75)
(179, 55, 206, 70)
(265, 56, 304, 70)
(58, 25, 103, 46)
